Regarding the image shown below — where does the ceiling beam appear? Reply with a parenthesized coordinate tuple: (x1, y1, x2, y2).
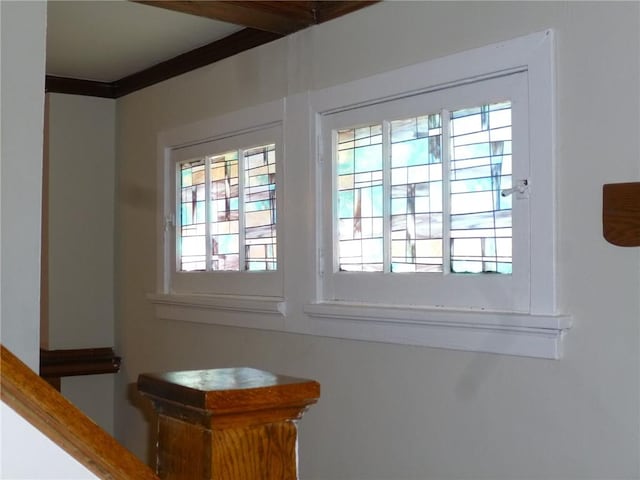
(45, 76, 117, 99)
(114, 28, 283, 97)
(134, 1, 313, 35)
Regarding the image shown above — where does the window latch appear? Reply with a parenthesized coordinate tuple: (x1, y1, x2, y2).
(501, 179, 529, 198)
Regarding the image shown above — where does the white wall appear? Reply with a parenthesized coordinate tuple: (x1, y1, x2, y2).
(115, 2, 640, 479)
(0, 401, 98, 479)
(0, 0, 46, 371)
(47, 92, 116, 434)
(0, 2, 98, 478)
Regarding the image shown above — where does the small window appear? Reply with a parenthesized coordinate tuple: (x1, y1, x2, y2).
(157, 101, 284, 300)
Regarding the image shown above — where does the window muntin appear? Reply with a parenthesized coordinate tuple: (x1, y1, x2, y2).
(321, 73, 529, 311)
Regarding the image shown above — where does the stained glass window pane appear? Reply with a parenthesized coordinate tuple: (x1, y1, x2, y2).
(210, 150, 239, 271)
(179, 159, 206, 271)
(390, 114, 443, 272)
(337, 125, 383, 272)
(449, 102, 512, 274)
(244, 144, 277, 271)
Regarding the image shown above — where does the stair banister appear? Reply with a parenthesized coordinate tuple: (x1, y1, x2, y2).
(1, 344, 159, 479)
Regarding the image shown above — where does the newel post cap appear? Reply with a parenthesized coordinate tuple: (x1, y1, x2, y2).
(138, 367, 320, 424)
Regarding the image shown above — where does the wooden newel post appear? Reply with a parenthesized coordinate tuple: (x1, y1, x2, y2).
(137, 368, 320, 480)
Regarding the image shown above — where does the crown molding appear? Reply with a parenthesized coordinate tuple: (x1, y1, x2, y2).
(46, 28, 282, 99)
(45, 1, 379, 99)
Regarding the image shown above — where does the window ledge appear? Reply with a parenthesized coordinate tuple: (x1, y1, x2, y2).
(303, 301, 572, 359)
(148, 293, 286, 330)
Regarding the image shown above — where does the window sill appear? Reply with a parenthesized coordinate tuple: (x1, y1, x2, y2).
(147, 294, 571, 359)
(303, 301, 571, 359)
(148, 293, 286, 330)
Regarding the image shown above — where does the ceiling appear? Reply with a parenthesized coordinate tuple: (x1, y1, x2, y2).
(45, 1, 377, 97)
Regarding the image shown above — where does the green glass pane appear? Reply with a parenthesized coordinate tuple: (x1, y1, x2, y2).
(338, 190, 354, 219)
(354, 144, 382, 173)
(337, 149, 354, 175)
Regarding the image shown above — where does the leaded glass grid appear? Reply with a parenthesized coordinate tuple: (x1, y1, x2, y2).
(177, 143, 277, 273)
(210, 150, 240, 271)
(390, 114, 443, 272)
(244, 144, 277, 271)
(179, 160, 206, 271)
(449, 101, 512, 273)
(333, 101, 512, 275)
(336, 124, 384, 272)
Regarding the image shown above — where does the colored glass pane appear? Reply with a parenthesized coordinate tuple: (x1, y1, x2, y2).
(390, 113, 443, 272)
(179, 159, 207, 271)
(210, 150, 239, 271)
(449, 101, 512, 273)
(336, 125, 383, 272)
(243, 144, 277, 271)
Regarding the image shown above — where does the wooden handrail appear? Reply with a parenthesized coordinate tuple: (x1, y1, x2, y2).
(1, 345, 158, 480)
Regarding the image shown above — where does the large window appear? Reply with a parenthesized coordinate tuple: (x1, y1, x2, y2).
(178, 142, 277, 273)
(305, 30, 570, 359)
(318, 74, 530, 312)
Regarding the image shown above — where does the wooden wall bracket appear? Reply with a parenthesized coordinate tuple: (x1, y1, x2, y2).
(603, 182, 640, 247)
(40, 347, 121, 391)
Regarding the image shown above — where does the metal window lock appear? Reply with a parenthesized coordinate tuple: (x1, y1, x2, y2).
(501, 179, 529, 198)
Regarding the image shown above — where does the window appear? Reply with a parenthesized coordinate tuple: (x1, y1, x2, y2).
(306, 30, 571, 359)
(319, 74, 529, 311)
(152, 100, 286, 319)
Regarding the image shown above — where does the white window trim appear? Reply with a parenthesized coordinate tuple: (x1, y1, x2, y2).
(305, 29, 571, 359)
(151, 99, 287, 318)
(148, 293, 286, 330)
